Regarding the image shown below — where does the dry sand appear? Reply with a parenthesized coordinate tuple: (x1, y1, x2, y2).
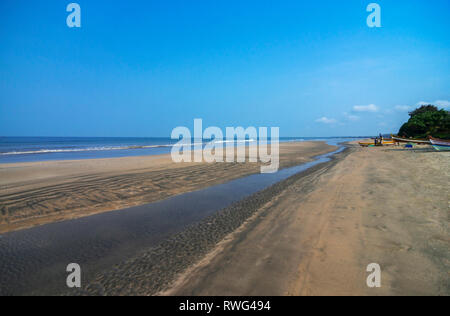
(0, 141, 335, 233)
(160, 144, 449, 296)
(1, 141, 448, 296)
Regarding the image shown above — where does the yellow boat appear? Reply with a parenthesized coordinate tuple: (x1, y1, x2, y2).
(359, 140, 395, 147)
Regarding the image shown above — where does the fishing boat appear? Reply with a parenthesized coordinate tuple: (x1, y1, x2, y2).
(359, 139, 395, 147)
(429, 136, 450, 151)
(391, 135, 431, 144)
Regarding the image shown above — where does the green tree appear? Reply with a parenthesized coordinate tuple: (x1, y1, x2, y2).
(408, 105, 438, 117)
(398, 105, 450, 139)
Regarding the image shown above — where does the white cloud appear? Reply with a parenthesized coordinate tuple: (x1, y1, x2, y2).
(343, 112, 360, 121)
(416, 100, 450, 108)
(394, 105, 412, 112)
(315, 117, 337, 124)
(435, 100, 450, 108)
(353, 104, 379, 112)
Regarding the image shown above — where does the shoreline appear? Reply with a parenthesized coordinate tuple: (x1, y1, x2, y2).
(0, 141, 337, 234)
(0, 141, 342, 296)
(0, 137, 362, 165)
(1, 142, 447, 296)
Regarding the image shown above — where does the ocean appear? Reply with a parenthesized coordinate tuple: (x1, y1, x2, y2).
(0, 136, 365, 164)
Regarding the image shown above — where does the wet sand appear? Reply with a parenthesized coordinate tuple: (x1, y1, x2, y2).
(0, 142, 335, 233)
(160, 144, 449, 296)
(1, 142, 448, 296)
(0, 141, 339, 295)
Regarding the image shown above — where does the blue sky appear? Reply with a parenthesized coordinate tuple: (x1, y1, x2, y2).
(0, 0, 449, 137)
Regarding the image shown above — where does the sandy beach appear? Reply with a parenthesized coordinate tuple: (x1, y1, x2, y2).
(0, 142, 448, 296)
(0, 142, 336, 233)
(159, 143, 449, 296)
(56, 142, 448, 296)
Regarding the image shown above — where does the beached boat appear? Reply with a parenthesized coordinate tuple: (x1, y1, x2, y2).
(391, 135, 430, 144)
(359, 139, 395, 147)
(429, 137, 450, 151)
